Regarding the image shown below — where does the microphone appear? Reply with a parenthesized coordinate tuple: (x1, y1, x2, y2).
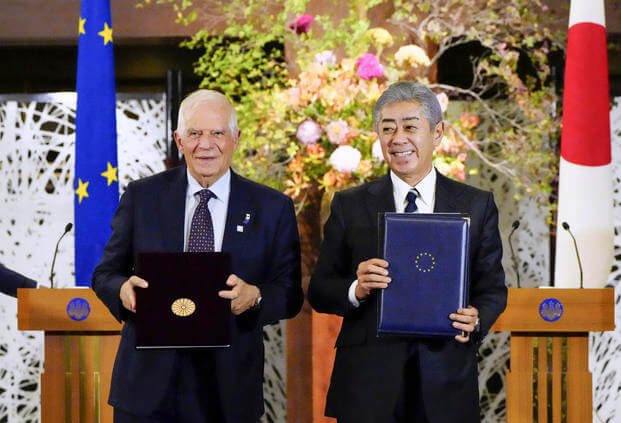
(49, 223, 73, 289)
(561, 221, 583, 289)
(508, 220, 521, 288)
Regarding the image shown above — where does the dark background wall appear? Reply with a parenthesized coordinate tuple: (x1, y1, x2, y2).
(0, 0, 204, 92)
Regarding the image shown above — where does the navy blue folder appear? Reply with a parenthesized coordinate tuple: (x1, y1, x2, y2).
(378, 213, 470, 337)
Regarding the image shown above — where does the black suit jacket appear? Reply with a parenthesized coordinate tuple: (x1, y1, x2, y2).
(92, 166, 303, 421)
(308, 172, 506, 422)
(0, 263, 36, 297)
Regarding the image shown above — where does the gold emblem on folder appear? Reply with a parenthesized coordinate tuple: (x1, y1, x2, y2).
(171, 298, 196, 317)
(414, 252, 436, 273)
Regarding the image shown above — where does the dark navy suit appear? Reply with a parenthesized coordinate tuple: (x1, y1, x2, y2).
(308, 172, 506, 422)
(92, 166, 302, 422)
(0, 263, 36, 297)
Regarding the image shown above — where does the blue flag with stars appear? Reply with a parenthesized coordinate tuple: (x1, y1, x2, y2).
(74, 0, 118, 286)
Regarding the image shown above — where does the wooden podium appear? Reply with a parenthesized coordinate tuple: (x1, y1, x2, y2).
(490, 288, 615, 423)
(17, 288, 121, 423)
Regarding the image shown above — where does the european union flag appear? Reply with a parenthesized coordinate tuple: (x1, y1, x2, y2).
(74, 0, 118, 286)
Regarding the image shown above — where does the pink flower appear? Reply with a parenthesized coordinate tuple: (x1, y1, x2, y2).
(356, 53, 384, 80)
(296, 120, 322, 145)
(289, 14, 314, 35)
(325, 119, 350, 145)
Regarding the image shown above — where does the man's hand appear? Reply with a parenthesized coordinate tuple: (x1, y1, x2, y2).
(119, 276, 149, 312)
(450, 305, 479, 343)
(218, 274, 261, 315)
(354, 258, 390, 301)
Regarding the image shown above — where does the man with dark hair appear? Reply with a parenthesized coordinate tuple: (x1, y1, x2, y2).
(309, 81, 507, 422)
(93, 89, 303, 422)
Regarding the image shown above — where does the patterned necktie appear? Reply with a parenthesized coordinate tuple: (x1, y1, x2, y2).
(405, 189, 419, 213)
(187, 189, 216, 252)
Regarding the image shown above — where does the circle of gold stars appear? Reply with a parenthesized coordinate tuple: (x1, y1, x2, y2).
(171, 298, 196, 317)
(414, 252, 436, 273)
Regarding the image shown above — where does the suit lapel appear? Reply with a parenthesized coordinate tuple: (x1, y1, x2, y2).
(159, 166, 187, 252)
(365, 174, 395, 221)
(433, 171, 459, 213)
(222, 171, 252, 253)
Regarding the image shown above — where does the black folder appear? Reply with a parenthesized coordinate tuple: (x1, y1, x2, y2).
(135, 252, 231, 348)
(378, 213, 470, 337)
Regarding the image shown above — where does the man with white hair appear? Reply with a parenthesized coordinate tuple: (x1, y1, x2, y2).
(93, 89, 303, 422)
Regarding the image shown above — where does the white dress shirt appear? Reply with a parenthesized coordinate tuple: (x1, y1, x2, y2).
(390, 168, 436, 213)
(348, 168, 438, 307)
(183, 169, 231, 252)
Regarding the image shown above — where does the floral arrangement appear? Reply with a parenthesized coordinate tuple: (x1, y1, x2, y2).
(263, 16, 470, 205)
(138, 0, 563, 208)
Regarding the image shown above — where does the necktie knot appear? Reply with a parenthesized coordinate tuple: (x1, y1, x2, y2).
(405, 189, 419, 213)
(197, 189, 215, 204)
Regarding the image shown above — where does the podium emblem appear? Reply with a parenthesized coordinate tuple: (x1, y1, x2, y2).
(539, 298, 563, 322)
(66, 298, 91, 321)
(171, 298, 196, 317)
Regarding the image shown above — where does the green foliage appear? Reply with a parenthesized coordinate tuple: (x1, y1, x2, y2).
(137, 0, 565, 206)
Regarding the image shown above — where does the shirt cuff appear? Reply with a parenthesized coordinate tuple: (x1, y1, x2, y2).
(348, 280, 361, 308)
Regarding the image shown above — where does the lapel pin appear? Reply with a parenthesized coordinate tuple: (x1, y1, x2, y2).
(237, 212, 251, 233)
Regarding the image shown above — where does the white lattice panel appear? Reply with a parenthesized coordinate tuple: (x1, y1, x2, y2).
(591, 98, 621, 423)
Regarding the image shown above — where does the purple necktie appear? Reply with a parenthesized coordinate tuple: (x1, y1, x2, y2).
(405, 189, 419, 213)
(188, 189, 216, 252)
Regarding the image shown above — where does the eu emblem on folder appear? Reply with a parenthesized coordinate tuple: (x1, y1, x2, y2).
(378, 213, 470, 337)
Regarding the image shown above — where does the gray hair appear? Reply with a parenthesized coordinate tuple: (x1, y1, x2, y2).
(373, 81, 442, 131)
(176, 89, 239, 139)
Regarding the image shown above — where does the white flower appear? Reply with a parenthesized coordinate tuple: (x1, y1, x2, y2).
(329, 145, 362, 172)
(372, 139, 384, 162)
(436, 92, 449, 113)
(296, 120, 322, 145)
(325, 119, 350, 145)
(395, 45, 431, 68)
(313, 50, 337, 67)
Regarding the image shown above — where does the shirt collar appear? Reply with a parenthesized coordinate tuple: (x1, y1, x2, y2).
(390, 167, 436, 209)
(186, 168, 231, 202)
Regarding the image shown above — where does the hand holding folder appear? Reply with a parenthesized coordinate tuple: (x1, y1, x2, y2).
(120, 275, 149, 313)
(449, 306, 480, 342)
(218, 274, 261, 315)
(354, 258, 391, 301)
